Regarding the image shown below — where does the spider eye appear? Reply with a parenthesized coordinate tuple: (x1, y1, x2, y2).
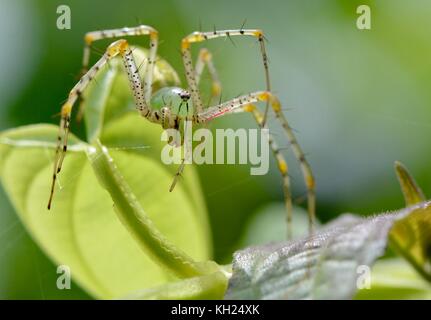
(179, 90, 191, 101)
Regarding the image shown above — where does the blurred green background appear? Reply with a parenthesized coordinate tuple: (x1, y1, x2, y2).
(1, 0, 431, 298)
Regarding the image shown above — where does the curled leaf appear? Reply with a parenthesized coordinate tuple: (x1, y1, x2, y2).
(390, 204, 431, 281)
(394, 161, 425, 206)
(225, 202, 431, 300)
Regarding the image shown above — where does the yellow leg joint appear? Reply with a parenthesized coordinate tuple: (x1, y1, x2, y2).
(200, 48, 212, 62)
(278, 159, 288, 175)
(107, 39, 128, 56)
(253, 30, 264, 38)
(84, 33, 94, 45)
(118, 39, 128, 54)
(211, 83, 221, 96)
(258, 92, 270, 101)
(181, 39, 190, 50)
(271, 96, 281, 112)
(186, 32, 206, 43)
(306, 175, 315, 190)
(242, 104, 256, 112)
(61, 102, 72, 116)
(150, 30, 158, 41)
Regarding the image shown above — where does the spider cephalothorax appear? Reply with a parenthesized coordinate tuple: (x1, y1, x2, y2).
(48, 24, 316, 238)
(150, 87, 193, 130)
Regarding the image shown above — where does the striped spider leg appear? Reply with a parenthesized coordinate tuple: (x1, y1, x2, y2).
(181, 29, 271, 120)
(76, 26, 158, 120)
(48, 25, 160, 209)
(195, 92, 316, 236)
(194, 48, 222, 103)
(169, 29, 271, 191)
(244, 104, 294, 237)
(179, 29, 315, 236)
(168, 47, 222, 191)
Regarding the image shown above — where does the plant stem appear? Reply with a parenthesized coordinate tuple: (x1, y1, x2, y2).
(87, 140, 215, 279)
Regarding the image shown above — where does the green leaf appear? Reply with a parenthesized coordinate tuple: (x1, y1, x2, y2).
(87, 140, 219, 279)
(391, 161, 431, 281)
(394, 161, 426, 206)
(355, 258, 431, 300)
(390, 204, 431, 281)
(0, 124, 211, 299)
(225, 202, 431, 299)
(123, 271, 229, 300)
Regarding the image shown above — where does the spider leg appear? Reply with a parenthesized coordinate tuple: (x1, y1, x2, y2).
(181, 29, 270, 119)
(169, 48, 222, 192)
(169, 158, 185, 193)
(169, 118, 191, 193)
(196, 91, 316, 235)
(172, 29, 270, 193)
(245, 104, 294, 238)
(48, 39, 160, 210)
(77, 25, 159, 121)
(272, 103, 316, 234)
(194, 48, 222, 103)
